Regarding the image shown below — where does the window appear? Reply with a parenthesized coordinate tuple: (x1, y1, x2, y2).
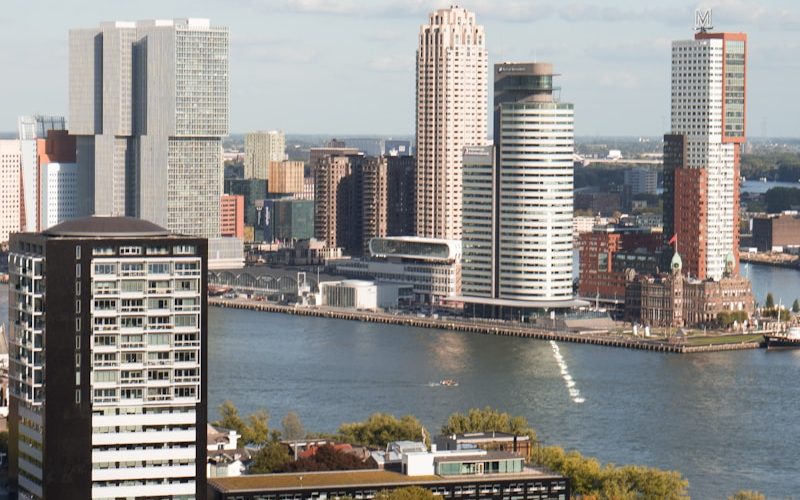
(76, 263, 81, 277)
(75, 245, 81, 260)
(148, 262, 170, 274)
(148, 333, 170, 345)
(76, 390, 81, 404)
(93, 263, 115, 275)
(121, 280, 145, 293)
(120, 246, 142, 256)
(174, 245, 196, 255)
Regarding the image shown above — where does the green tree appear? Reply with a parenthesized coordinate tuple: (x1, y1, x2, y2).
(375, 486, 436, 500)
(441, 407, 537, 442)
(249, 441, 292, 474)
(792, 299, 799, 313)
(215, 400, 247, 436)
(282, 411, 306, 440)
(716, 312, 732, 328)
(214, 401, 271, 445)
(765, 293, 775, 310)
(245, 409, 271, 445)
(728, 491, 766, 500)
(538, 446, 689, 499)
(764, 187, 800, 213)
(337, 413, 427, 448)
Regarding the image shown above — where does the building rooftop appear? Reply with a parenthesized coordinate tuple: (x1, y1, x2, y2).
(209, 466, 560, 493)
(209, 470, 439, 493)
(43, 216, 170, 237)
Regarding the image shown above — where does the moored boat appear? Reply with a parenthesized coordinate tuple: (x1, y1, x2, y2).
(764, 327, 800, 349)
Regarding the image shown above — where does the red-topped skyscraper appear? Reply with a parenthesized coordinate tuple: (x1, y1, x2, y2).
(663, 10, 746, 280)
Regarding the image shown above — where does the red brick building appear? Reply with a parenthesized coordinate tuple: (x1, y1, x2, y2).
(220, 194, 244, 239)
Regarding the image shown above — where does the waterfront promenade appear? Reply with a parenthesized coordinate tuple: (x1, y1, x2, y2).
(210, 297, 766, 354)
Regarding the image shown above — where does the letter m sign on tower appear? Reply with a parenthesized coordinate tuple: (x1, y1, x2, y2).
(694, 8, 713, 32)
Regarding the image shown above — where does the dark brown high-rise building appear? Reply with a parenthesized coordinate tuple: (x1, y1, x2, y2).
(8, 217, 208, 499)
(361, 156, 416, 253)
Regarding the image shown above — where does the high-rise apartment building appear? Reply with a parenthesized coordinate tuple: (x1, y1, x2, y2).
(18, 116, 70, 232)
(8, 216, 207, 499)
(245, 131, 286, 179)
(220, 194, 245, 239)
(314, 154, 364, 255)
(267, 160, 304, 195)
(69, 19, 229, 239)
(663, 28, 746, 280)
(40, 162, 80, 230)
(0, 140, 22, 243)
(461, 63, 576, 316)
(362, 156, 416, 253)
(415, 6, 487, 239)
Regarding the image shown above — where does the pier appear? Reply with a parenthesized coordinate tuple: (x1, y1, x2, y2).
(210, 298, 764, 354)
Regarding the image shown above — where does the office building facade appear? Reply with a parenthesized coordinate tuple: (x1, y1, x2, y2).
(461, 64, 576, 315)
(244, 131, 285, 180)
(415, 6, 487, 239)
(0, 140, 22, 243)
(220, 194, 245, 239)
(267, 160, 304, 195)
(663, 29, 746, 280)
(69, 19, 229, 239)
(8, 216, 207, 499)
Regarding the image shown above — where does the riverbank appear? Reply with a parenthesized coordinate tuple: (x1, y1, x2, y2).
(210, 298, 766, 354)
(740, 252, 800, 270)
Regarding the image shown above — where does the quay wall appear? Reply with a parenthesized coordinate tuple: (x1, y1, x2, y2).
(210, 299, 763, 354)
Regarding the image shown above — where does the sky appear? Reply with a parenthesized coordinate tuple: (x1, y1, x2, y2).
(0, 0, 798, 137)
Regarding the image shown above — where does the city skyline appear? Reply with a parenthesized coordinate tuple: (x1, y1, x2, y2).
(1, 0, 798, 137)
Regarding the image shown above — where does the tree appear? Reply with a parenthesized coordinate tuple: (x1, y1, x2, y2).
(337, 413, 427, 449)
(537, 446, 689, 499)
(281, 443, 375, 472)
(249, 441, 292, 474)
(765, 293, 775, 310)
(282, 411, 306, 440)
(214, 401, 271, 445)
(728, 491, 765, 500)
(764, 187, 800, 213)
(792, 299, 799, 313)
(215, 400, 247, 436)
(375, 487, 436, 500)
(441, 407, 537, 442)
(246, 409, 271, 445)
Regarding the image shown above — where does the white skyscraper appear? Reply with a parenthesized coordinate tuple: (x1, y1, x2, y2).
(69, 19, 229, 239)
(461, 63, 577, 317)
(40, 162, 80, 229)
(245, 130, 286, 179)
(664, 27, 746, 280)
(415, 6, 487, 240)
(0, 140, 22, 243)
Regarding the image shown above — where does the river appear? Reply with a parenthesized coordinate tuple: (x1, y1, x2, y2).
(1, 263, 799, 497)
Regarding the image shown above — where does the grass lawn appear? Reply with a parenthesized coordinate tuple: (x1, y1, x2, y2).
(684, 333, 763, 346)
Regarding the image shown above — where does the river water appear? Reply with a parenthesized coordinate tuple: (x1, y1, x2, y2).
(1, 263, 799, 498)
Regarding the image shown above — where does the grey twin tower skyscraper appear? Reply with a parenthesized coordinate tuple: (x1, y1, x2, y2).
(69, 19, 229, 239)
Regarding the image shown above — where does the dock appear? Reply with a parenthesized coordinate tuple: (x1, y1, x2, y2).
(210, 298, 764, 354)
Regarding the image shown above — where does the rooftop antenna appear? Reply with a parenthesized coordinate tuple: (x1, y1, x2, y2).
(694, 8, 713, 33)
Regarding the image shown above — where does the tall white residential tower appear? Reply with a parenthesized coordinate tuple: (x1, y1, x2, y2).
(415, 6, 487, 240)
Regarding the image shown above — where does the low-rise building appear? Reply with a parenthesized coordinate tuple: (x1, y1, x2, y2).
(434, 432, 532, 459)
(330, 236, 461, 305)
(207, 446, 569, 500)
(318, 280, 411, 310)
(752, 211, 800, 252)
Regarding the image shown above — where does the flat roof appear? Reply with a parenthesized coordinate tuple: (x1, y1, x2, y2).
(434, 451, 521, 463)
(43, 216, 170, 237)
(209, 468, 561, 493)
(450, 296, 590, 309)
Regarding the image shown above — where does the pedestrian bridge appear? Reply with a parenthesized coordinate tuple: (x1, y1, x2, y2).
(208, 270, 317, 295)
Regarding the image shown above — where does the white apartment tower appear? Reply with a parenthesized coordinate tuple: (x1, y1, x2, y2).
(69, 19, 229, 239)
(0, 140, 22, 243)
(244, 130, 286, 179)
(663, 28, 746, 280)
(415, 6, 488, 240)
(461, 63, 576, 316)
(8, 217, 207, 499)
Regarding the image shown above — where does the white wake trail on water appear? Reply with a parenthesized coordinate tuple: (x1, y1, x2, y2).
(550, 340, 585, 404)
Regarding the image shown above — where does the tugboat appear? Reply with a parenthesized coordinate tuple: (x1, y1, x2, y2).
(764, 327, 800, 349)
